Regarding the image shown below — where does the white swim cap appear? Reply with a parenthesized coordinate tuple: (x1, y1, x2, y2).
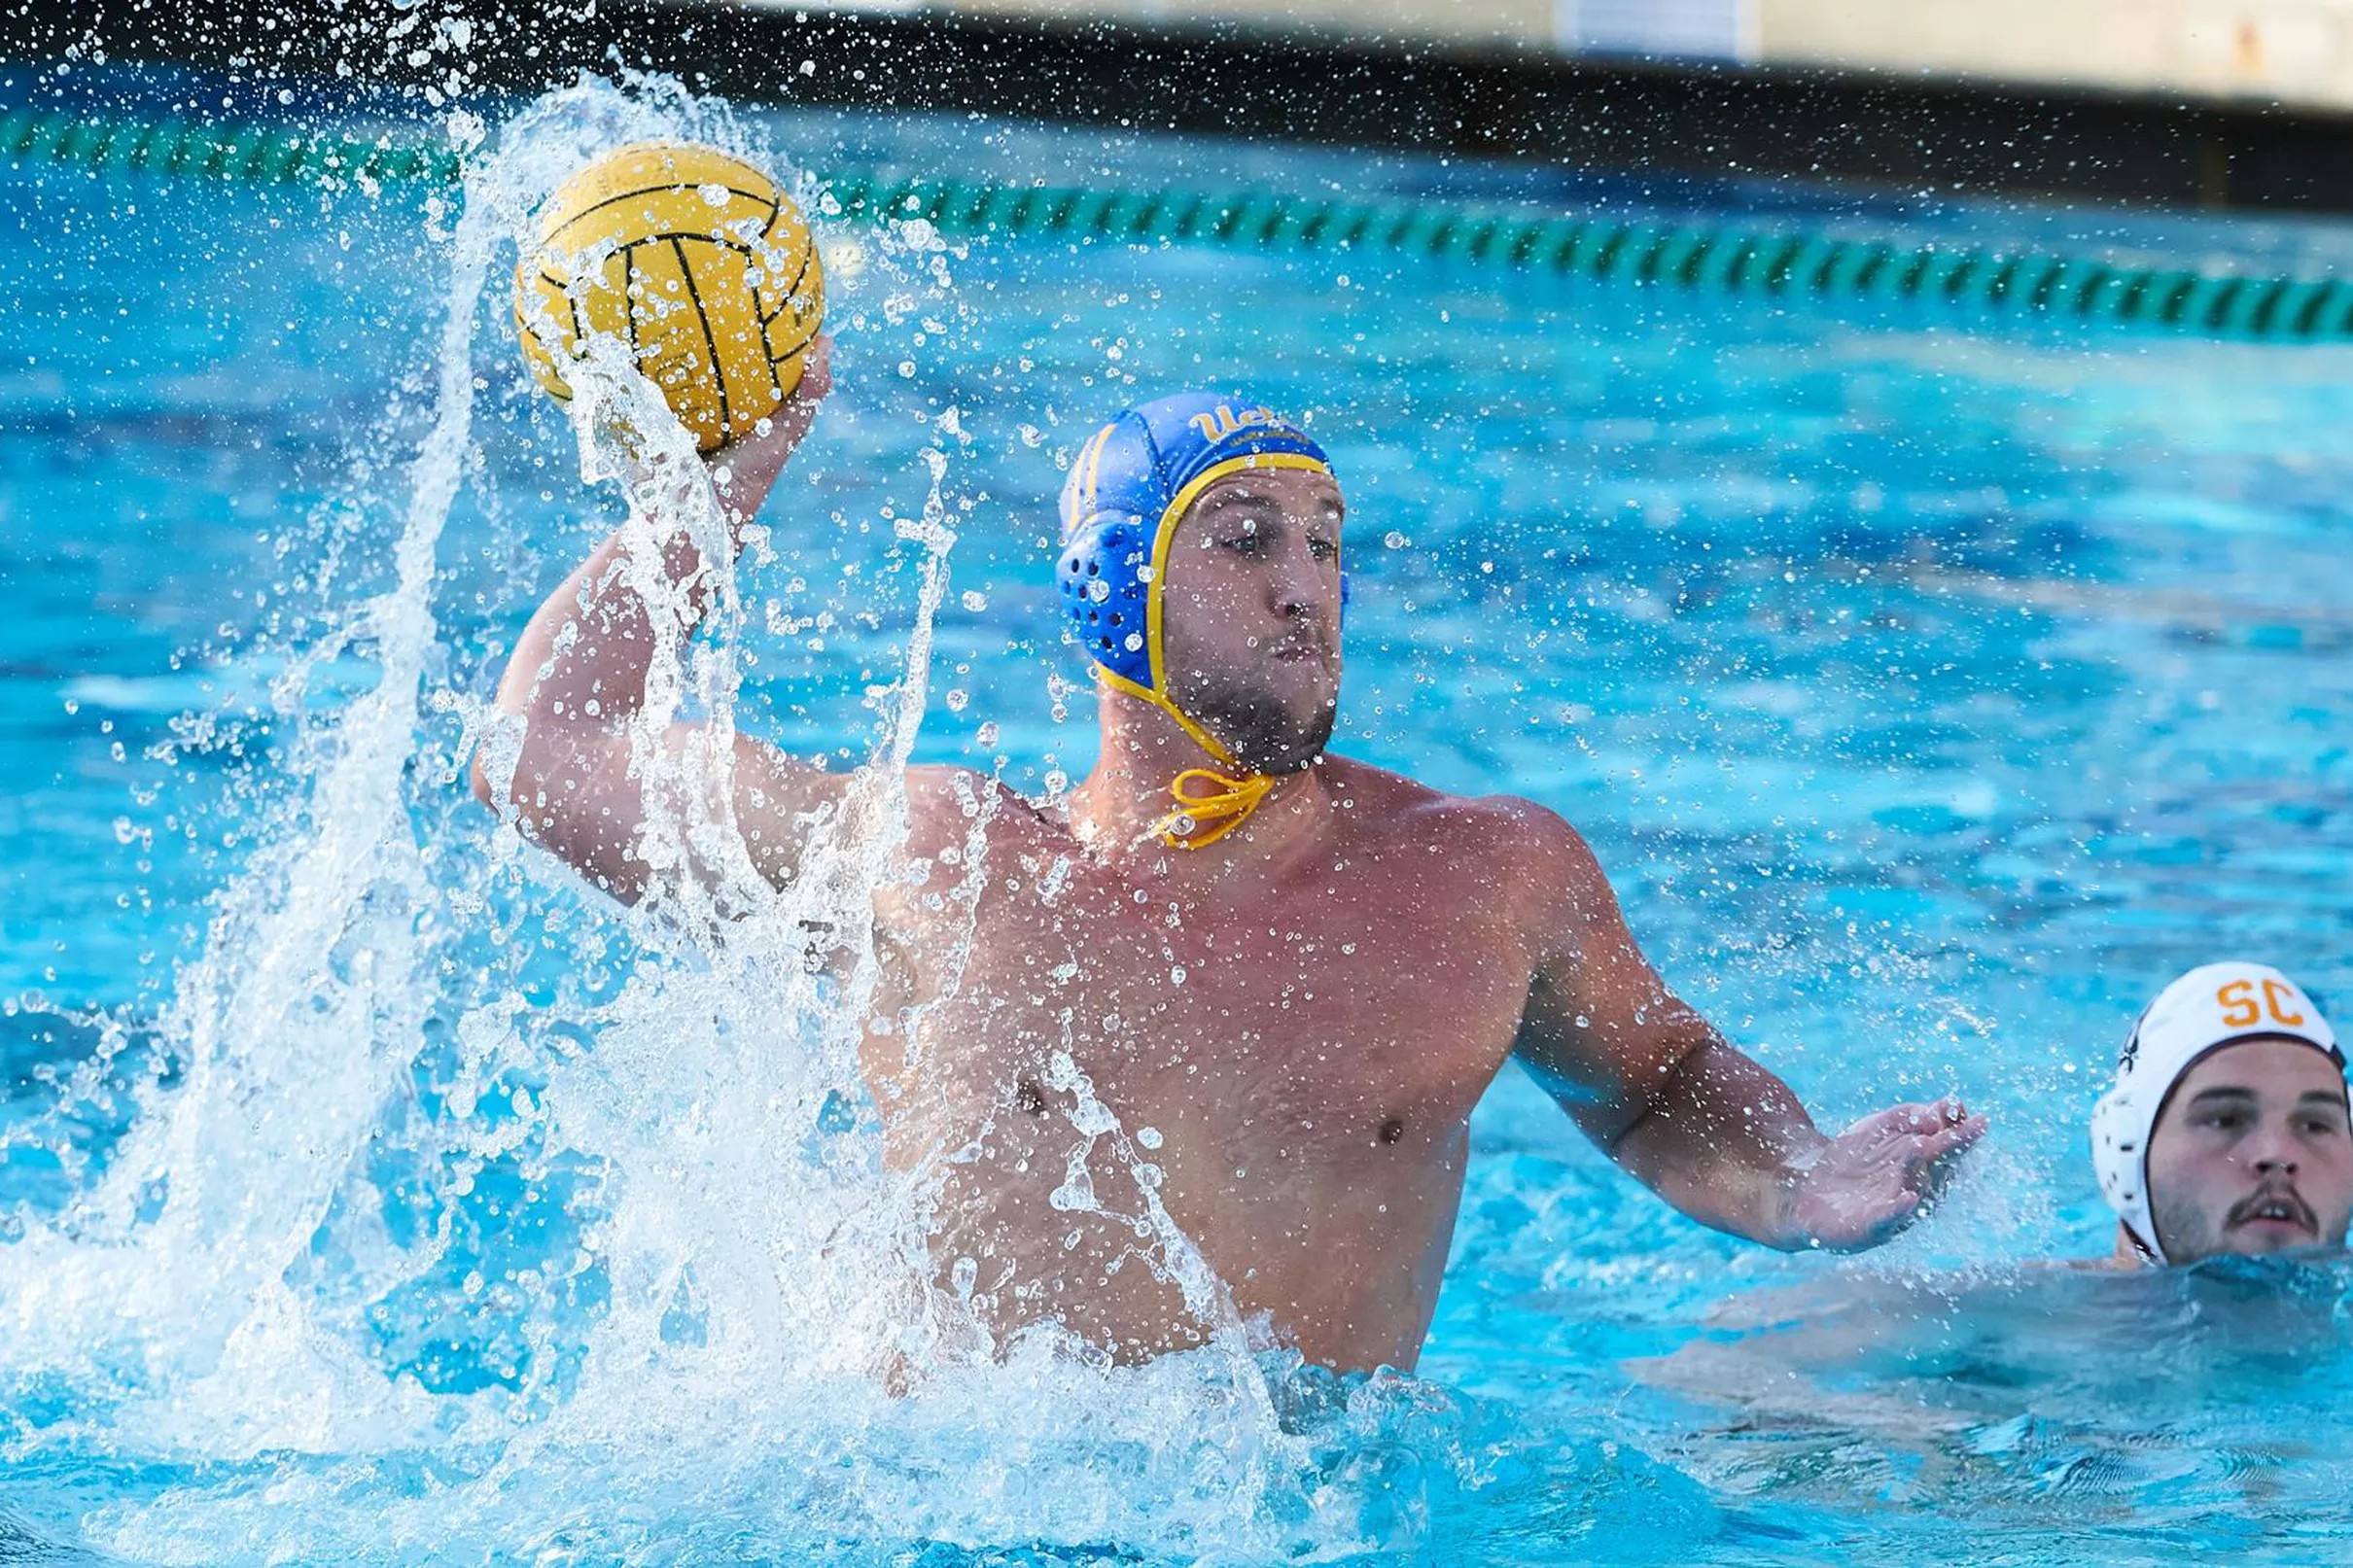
(2091, 960, 2344, 1263)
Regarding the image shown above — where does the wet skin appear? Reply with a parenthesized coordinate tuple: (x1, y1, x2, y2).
(472, 341, 1985, 1372)
(2136, 1036, 2353, 1265)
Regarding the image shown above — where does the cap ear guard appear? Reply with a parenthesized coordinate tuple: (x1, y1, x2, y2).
(1056, 513, 1154, 689)
(2090, 1034, 2165, 1263)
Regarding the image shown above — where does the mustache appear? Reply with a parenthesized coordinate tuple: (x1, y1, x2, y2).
(2226, 1184, 2319, 1234)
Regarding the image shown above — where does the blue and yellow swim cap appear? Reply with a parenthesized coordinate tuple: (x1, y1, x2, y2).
(1055, 392, 1336, 848)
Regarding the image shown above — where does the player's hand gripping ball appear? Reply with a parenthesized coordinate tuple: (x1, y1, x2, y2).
(514, 141, 825, 452)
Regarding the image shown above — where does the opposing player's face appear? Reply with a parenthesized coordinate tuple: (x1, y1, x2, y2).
(2146, 1036, 2353, 1263)
(1157, 468, 1345, 775)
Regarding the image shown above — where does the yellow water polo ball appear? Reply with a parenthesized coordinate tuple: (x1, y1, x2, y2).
(514, 141, 825, 452)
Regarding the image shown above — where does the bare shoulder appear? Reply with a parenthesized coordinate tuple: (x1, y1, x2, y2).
(1322, 756, 1608, 912)
(867, 764, 1070, 943)
(1326, 754, 1588, 855)
(898, 763, 1071, 858)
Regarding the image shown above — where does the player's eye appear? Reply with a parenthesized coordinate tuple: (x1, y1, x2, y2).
(1308, 538, 1338, 562)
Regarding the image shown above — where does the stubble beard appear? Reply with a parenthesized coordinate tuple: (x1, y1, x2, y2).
(1178, 671, 1338, 776)
(2147, 1187, 2219, 1264)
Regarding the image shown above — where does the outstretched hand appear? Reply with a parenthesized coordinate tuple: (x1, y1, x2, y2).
(1784, 1099, 1986, 1252)
(706, 331, 833, 538)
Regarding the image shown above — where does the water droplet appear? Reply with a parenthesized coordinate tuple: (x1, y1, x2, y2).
(961, 589, 988, 611)
(1138, 1126, 1163, 1150)
(1384, 530, 1409, 549)
(944, 688, 968, 712)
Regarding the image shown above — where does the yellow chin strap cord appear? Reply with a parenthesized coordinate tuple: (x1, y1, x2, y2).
(1160, 767, 1278, 850)
(1095, 669, 1280, 850)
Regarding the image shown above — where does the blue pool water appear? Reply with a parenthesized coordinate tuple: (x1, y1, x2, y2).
(8, 70, 2353, 1564)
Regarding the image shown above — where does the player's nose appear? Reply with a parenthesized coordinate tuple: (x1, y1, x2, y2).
(2249, 1121, 2301, 1174)
(1266, 534, 1336, 620)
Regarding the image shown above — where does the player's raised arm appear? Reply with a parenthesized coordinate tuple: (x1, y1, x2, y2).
(469, 338, 857, 905)
(1506, 805, 1985, 1251)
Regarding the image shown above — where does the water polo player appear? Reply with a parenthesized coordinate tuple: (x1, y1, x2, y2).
(471, 352, 1986, 1372)
(2093, 961, 2353, 1266)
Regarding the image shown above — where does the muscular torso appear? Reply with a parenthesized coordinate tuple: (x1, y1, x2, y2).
(858, 759, 1552, 1372)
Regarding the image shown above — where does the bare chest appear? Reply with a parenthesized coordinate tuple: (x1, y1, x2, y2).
(875, 849, 1534, 1155)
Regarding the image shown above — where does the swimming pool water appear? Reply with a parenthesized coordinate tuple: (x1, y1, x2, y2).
(8, 71, 2353, 1564)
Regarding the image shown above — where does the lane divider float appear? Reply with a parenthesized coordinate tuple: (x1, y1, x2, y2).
(8, 104, 2350, 342)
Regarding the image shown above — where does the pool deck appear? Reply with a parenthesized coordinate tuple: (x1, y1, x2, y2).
(7, 0, 2353, 213)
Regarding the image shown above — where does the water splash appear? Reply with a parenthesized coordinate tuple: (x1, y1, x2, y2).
(0, 75, 1422, 1565)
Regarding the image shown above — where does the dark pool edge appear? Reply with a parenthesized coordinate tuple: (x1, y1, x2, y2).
(8, 0, 2353, 218)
